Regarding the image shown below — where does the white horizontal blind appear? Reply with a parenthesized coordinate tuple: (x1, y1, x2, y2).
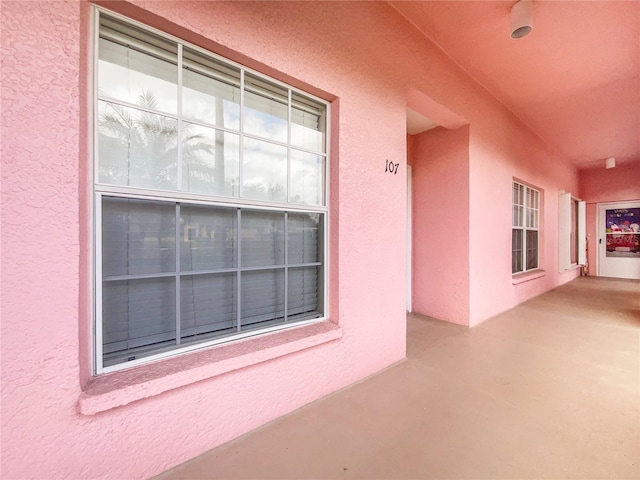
(95, 10, 328, 372)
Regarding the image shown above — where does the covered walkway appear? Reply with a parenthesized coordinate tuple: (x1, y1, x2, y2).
(157, 277, 639, 479)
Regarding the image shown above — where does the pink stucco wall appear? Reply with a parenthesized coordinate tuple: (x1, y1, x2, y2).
(2, 1, 582, 478)
(411, 126, 470, 325)
(468, 121, 581, 326)
(579, 162, 640, 274)
(3, 2, 410, 478)
(409, 121, 580, 327)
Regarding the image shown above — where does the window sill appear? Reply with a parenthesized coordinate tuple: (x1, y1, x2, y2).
(512, 269, 546, 285)
(79, 321, 342, 415)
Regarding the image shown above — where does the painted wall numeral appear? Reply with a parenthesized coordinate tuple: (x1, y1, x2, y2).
(385, 159, 400, 175)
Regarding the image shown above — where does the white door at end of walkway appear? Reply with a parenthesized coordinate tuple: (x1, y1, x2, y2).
(597, 201, 640, 280)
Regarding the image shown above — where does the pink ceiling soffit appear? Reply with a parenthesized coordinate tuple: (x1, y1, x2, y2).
(407, 88, 468, 130)
(390, 0, 640, 167)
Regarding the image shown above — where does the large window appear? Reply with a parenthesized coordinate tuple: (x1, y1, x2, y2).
(512, 181, 540, 274)
(94, 11, 328, 373)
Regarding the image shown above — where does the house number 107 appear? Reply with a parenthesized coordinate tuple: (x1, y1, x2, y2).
(385, 159, 400, 175)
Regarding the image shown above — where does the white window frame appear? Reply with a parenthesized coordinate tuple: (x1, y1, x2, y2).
(91, 7, 330, 374)
(512, 180, 540, 274)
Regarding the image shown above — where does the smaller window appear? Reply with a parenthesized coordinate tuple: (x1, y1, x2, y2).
(512, 181, 540, 274)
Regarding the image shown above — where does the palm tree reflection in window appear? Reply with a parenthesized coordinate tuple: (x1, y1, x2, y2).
(98, 91, 237, 195)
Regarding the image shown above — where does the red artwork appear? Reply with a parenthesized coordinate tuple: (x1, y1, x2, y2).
(605, 208, 640, 256)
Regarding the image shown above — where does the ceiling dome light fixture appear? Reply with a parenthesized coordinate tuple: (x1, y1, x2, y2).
(511, 0, 533, 39)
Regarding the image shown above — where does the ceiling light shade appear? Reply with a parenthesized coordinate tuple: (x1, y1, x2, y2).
(511, 0, 533, 39)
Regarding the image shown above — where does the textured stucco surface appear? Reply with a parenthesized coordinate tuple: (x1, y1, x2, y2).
(467, 117, 581, 326)
(1, 1, 84, 477)
(409, 118, 581, 328)
(1, 1, 584, 478)
(411, 126, 470, 325)
(79, 321, 343, 415)
(2, 2, 410, 478)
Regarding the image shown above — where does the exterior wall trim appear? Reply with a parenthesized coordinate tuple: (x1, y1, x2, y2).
(80, 321, 342, 415)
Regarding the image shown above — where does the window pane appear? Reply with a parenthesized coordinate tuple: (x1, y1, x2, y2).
(525, 188, 539, 229)
(526, 230, 538, 270)
(512, 183, 524, 227)
(290, 150, 324, 206)
(98, 101, 178, 189)
(512, 229, 523, 273)
(241, 210, 285, 267)
(288, 267, 320, 319)
(243, 74, 288, 143)
(102, 197, 176, 277)
(99, 17, 177, 115)
(512, 203, 523, 227)
(291, 92, 325, 153)
(534, 207, 539, 229)
(102, 277, 176, 367)
(182, 48, 240, 129)
(241, 269, 285, 328)
(182, 123, 239, 196)
(526, 207, 535, 229)
(180, 205, 237, 271)
(242, 138, 287, 202)
(288, 213, 320, 264)
(513, 182, 524, 205)
(181, 273, 237, 341)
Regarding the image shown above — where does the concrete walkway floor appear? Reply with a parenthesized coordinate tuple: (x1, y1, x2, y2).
(156, 277, 640, 479)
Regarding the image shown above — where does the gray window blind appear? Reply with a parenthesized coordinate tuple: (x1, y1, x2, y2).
(102, 197, 322, 367)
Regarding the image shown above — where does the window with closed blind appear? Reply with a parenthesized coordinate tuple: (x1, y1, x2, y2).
(94, 10, 329, 373)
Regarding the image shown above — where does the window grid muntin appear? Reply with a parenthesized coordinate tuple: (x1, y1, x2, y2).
(95, 98, 326, 204)
(96, 10, 328, 108)
(512, 181, 540, 274)
(93, 8, 329, 374)
(95, 184, 328, 214)
(96, 16, 327, 204)
(98, 193, 325, 369)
